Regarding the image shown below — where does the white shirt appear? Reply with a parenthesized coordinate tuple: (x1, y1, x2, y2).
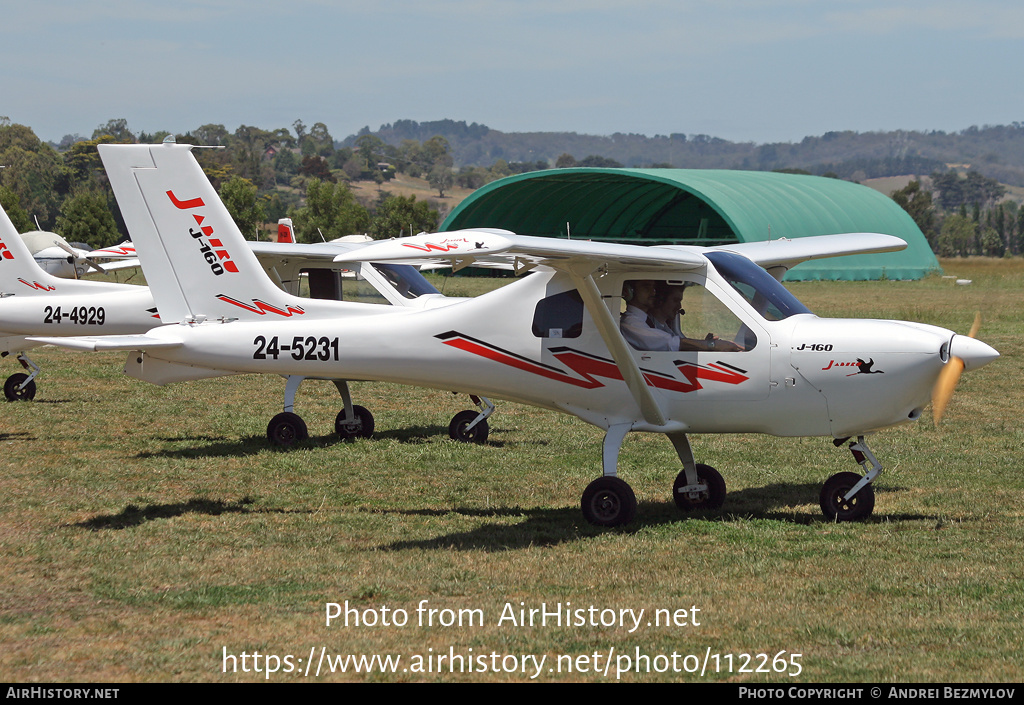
(620, 305, 680, 351)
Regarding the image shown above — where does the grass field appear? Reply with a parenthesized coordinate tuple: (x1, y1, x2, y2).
(0, 258, 1021, 683)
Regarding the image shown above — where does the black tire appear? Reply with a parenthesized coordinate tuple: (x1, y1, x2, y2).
(673, 463, 726, 511)
(820, 471, 875, 521)
(581, 476, 637, 527)
(448, 409, 489, 444)
(5, 373, 36, 402)
(335, 405, 374, 440)
(267, 412, 308, 448)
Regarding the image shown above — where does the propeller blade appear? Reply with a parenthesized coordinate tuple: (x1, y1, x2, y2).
(931, 356, 964, 425)
(55, 240, 78, 257)
(931, 311, 981, 426)
(967, 310, 981, 339)
(84, 258, 107, 275)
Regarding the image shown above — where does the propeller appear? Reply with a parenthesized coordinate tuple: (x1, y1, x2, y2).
(931, 311, 982, 425)
(55, 240, 107, 277)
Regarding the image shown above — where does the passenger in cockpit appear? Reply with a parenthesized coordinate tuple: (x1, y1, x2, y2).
(621, 280, 743, 352)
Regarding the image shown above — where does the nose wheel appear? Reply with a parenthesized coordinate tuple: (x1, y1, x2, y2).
(448, 395, 494, 444)
(820, 471, 875, 521)
(4, 354, 41, 402)
(5, 373, 37, 401)
(820, 436, 882, 521)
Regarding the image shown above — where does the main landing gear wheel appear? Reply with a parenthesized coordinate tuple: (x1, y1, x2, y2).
(335, 405, 374, 440)
(673, 464, 726, 512)
(581, 476, 637, 528)
(448, 409, 489, 444)
(820, 471, 875, 522)
(267, 412, 308, 448)
(4, 373, 36, 402)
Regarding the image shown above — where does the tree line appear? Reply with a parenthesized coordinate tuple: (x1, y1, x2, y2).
(891, 171, 1022, 257)
(0, 118, 452, 249)
(2, 116, 1022, 259)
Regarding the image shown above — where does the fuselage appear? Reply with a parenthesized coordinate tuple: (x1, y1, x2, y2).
(0, 282, 158, 340)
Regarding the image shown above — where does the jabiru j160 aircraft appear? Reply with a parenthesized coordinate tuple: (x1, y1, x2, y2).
(0, 198, 493, 438)
(0, 205, 159, 400)
(35, 140, 998, 526)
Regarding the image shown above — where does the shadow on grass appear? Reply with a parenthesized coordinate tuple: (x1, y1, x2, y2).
(0, 431, 35, 441)
(135, 425, 536, 458)
(70, 497, 311, 530)
(136, 436, 268, 459)
(381, 482, 930, 551)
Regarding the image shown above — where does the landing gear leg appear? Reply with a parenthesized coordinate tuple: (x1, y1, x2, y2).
(448, 394, 494, 443)
(668, 432, 726, 512)
(581, 424, 636, 527)
(4, 354, 40, 402)
(820, 436, 880, 521)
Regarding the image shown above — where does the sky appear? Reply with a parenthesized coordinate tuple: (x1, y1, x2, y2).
(2, 0, 1023, 146)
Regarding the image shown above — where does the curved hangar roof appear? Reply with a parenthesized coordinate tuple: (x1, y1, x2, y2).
(441, 168, 938, 280)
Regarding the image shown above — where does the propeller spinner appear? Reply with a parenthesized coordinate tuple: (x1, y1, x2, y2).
(931, 313, 998, 424)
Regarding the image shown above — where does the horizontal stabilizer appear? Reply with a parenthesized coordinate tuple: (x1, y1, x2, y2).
(27, 333, 183, 352)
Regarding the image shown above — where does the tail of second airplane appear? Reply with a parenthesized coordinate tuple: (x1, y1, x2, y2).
(0, 204, 92, 296)
(99, 141, 339, 324)
(276, 218, 295, 243)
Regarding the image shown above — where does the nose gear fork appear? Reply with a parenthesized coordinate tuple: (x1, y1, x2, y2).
(844, 436, 882, 500)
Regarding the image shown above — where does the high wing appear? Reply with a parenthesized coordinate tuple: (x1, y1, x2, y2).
(699, 233, 907, 280)
(332, 229, 706, 275)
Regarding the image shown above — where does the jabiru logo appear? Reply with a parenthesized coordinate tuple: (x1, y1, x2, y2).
(167, 190, 239, 275)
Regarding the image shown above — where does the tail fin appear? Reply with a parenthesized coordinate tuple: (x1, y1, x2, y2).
(0, 204, 71, 295)
(99, 142, 315, 323)
(276, 218, 295, 243)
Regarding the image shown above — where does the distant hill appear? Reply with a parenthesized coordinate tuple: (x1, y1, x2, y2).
(343, 120, 1024, 188)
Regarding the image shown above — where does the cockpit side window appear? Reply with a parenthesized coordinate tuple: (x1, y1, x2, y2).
(533, 290, 584, 338)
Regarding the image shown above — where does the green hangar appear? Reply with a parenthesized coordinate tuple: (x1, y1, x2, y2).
(440, 168, 938, 280)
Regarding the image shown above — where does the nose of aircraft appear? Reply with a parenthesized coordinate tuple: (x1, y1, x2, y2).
(949, 334, 999, 371)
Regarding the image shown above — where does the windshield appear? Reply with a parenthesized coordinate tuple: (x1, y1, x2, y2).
(370, 263, 442, 299)
(705, 251, 812, 321)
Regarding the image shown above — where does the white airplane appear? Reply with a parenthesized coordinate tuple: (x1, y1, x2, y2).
(0, 200, 493, 439)
(0, 209, 159, 400)
(36, 141, 998, 526)
(22, 229, 109, 279)
(84, 221, 496, 442)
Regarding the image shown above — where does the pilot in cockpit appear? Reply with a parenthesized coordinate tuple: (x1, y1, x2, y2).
(620, 280, 743, 352)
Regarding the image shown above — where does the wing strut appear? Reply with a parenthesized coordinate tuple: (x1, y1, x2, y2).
(568, 270, 666, 427)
